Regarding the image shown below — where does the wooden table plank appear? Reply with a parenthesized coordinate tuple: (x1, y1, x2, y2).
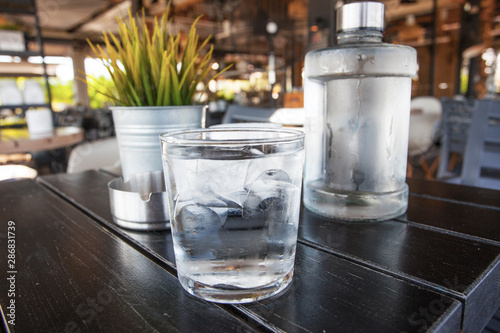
(407, 177, 500, 208)
(240, 244, 462, 333)
(38, 171, 177, 266)
(402, 195, 500, 243)
(38, 171, 464, 332)
(0, 179, 255, 332)
(299, 210, 499, 293)
(299, 208, 500, 333)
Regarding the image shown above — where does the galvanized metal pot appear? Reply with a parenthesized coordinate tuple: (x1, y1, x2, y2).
(111, 105, 204, 181)
(109, 105, 204, 231)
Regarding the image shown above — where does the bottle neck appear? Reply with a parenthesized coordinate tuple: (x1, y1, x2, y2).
(337, 30, 383, 44)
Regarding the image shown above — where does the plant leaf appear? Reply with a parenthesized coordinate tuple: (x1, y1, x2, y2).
(86, 0, 232, 107)
(169, 64, 182, 106)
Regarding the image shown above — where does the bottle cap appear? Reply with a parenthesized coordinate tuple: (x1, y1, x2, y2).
(336, 2, 385, 32)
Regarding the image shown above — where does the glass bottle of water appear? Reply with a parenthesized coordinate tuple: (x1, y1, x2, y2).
(303, 2, 417, 221)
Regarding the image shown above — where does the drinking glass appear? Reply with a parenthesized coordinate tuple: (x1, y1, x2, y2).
(160, 128, 305, 303)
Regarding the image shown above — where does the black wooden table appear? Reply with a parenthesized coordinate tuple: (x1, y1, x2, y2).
(1, 171, 500, 332)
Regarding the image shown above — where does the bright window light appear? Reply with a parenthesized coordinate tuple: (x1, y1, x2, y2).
(85, 58, 112, 79)
(28, 56, 72, 64)
(208, 80, 217, 93)
(438, 82, 448, 90)
(56, 61, 74, 82)
(27, 56, 43, 63)
(0, 55, 12, 63)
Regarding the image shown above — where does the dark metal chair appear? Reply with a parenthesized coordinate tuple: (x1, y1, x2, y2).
(437, 98, 500, 190)
(437, 97, 476, 180)
(460, 99, 500, 190)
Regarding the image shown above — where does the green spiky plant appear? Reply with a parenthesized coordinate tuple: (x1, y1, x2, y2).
(86, 3, 230, 107)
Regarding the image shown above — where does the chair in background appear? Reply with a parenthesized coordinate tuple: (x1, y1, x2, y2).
(407, 96, 442, 179)
(67, 137, 121, 175)
(221, 105, 305, 128)
(55, 106, 85, 127)
(269, 108, 305, 127)
(222, 105, 277, 124)
(460, 99, 500, 190)
(56, 106, 115, 140)
(211, 122, 282, 129)
(436, 97, 477, 179)
(0, 153, 35, 180)
(0, 164, 37, 182)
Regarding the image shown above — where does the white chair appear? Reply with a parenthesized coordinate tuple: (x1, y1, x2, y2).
(407, 96, 442, 179)
(221, 105, 305, 128)
(222, 105, 277, 124)
(67, 137, 121, 175)
(0, 165, 37, 182)
(210, 122, 282, 129)
(270, 108, 305, 127)
(408, 96, 442, 156)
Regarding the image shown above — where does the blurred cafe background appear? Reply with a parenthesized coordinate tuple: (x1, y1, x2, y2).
(0, 0, 499, 186)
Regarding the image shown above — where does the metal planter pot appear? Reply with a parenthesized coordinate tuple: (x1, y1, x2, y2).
(109, 105, 204, 231)
(111, 105, 204, 181)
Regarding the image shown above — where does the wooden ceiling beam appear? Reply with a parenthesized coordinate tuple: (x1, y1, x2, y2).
(66, 1, 128, 33)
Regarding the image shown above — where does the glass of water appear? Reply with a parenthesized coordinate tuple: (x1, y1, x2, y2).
(160, 128, 305, 303)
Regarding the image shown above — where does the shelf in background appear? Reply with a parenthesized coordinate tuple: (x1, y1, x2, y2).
(0, 0, 53, 111)
(0, 50, 41, 57)
(0, 0, 36, 15)
(0, 103, 51, 110)
(0, 73, 52, 77)
(0, 7, 35, 15)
